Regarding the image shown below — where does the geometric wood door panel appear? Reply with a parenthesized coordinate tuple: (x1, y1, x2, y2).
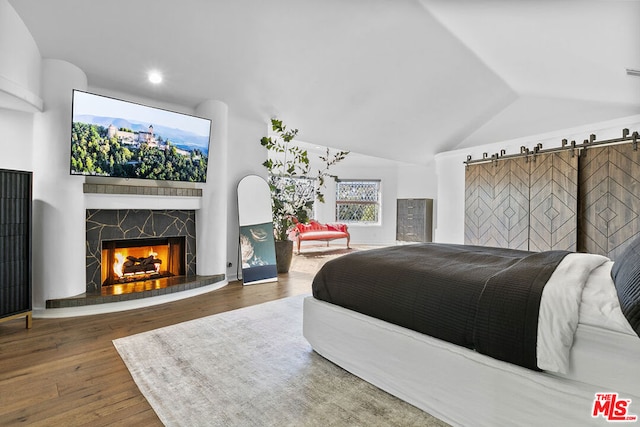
(529, 151, 578, 252)
(465, 158, 530, 250)
(465, 162, 495, 246)
(579, 145, 640, 260)
(492, 157, 530, 250)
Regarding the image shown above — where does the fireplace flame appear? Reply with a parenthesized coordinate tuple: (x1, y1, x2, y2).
(149, 251, 161, 273)
(113, 249, 161, 279)
(114, 253, 125, 278)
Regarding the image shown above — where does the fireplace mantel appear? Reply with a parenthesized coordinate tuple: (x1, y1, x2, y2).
(84, 183, 203, 211)
(83, 183, 202, 197)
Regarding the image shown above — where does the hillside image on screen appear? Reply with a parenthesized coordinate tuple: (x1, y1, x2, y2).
(70, 90, 211, 183)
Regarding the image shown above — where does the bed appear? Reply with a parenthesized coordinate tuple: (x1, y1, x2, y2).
(302, 239, 640, 426)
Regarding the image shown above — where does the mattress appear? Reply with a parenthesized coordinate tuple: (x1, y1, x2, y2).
(303, 295, 640, 427)
(313, 244, 616, 373)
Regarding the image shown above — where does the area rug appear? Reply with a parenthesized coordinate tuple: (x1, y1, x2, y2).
(113, 295, 448, 426)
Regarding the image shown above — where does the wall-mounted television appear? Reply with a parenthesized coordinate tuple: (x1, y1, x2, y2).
(70, 90, 211, 183)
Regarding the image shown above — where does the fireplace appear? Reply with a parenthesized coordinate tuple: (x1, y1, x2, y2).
(86, 209, 197, 294)
(101, 237, 186, 286)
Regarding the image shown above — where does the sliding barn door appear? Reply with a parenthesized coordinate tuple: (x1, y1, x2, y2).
(529, 151, 578, 252)
(579, 144, 640, 260)
(465, 157, 529, 250)
(492, 158, 530, 250)
(465, 162, 495, 246)
(465, 152, 577, 251)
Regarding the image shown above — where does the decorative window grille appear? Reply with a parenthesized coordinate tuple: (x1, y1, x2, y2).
(336, 180, 381, 223)
(270, 175, 316, 216)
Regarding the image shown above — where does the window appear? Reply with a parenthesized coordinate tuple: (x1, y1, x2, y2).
(269, 175, 316, 218)
(336, 180, 381, 224)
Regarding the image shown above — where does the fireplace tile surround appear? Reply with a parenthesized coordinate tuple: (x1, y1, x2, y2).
(85, 209, 197, 294)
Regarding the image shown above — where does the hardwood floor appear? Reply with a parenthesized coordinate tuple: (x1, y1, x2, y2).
(0, 245, 354, 426)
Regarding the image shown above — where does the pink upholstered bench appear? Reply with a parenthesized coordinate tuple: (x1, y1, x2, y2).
(290, 219, 350, 254)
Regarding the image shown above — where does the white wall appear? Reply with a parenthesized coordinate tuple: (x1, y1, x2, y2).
(0, 0, 39, 168)
(0, 0, 42, 112)
(196, 100, 229, 276)
(397, 161, 437, 199)
(434, 114, 640, 244)
(31, 59, 87, 306)
(0, 108, 33, 171)
(225, 115, 271, 280)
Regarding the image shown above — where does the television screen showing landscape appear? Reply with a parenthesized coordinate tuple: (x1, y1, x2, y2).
(70, 90, 211, 183)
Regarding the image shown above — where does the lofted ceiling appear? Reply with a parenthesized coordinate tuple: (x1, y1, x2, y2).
(8, 0, 640, 164)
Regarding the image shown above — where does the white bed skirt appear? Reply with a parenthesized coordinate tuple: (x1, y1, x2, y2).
(303, 296, 640, 427)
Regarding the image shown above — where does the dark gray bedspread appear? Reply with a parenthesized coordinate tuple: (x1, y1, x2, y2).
(312, 243, 570, 370)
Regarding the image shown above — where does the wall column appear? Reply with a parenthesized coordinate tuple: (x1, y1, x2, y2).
(195, 100, 228, 275)
(31, 59, 87, 309)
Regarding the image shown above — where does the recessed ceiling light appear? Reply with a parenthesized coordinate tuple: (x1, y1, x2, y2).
(148, 71, 163, 84)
